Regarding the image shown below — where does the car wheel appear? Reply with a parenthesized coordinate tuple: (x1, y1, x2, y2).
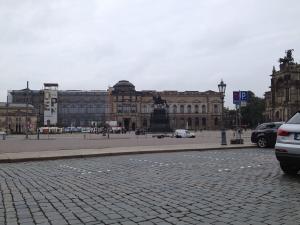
(176, 135, 181, 138)
(280, 163, 299, 175)
(257, 137, 267, 148)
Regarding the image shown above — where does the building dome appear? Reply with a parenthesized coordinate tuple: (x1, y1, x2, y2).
(113, 80, 135, 92)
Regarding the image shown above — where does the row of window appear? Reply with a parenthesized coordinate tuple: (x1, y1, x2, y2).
(60, 108, 104, 114)
(141, 104, 219, 114)
(1, 117, 32, 123)
(142, 117, 219, 127)
(116, 104, 220, 114)
(115, 96, 138, 101)
(117, 103, 137, 113)
(275, 88, 300, 102)
(117, 109, 136, 113)
(60, 104, 105, 108)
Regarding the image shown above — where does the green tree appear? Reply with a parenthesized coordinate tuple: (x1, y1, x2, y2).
(240, 91, 265, 128)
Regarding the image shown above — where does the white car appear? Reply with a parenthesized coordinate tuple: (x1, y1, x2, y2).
(174, 129, 195, 138)
(275, 111, 300, 175)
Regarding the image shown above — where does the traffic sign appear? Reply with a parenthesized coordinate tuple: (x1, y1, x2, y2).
(240, 101, 247, 107)
(240, 91, 249, 101)
(233, 91, 249, 106)
(233, 91, 240, 104)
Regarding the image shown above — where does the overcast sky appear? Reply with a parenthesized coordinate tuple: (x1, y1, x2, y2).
(1, 0, 300, 108)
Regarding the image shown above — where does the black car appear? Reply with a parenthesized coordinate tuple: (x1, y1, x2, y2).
(135, 128, 146, 135)
(251, 122, 283, 148)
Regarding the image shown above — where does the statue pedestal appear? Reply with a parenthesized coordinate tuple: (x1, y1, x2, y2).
(149, 108, 171, 133)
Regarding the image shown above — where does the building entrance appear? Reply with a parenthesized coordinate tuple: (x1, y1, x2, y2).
(123, 118, 130, 131)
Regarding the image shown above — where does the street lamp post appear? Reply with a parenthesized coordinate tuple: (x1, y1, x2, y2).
(218, 80, 227, 145)
(25, 81, 29, 140)
(6, 95, 9, 135)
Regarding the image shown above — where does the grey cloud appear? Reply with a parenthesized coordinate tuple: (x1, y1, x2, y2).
(0, 0, 300, 107)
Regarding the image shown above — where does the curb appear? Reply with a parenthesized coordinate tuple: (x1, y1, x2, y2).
(0, 145, 256, 163)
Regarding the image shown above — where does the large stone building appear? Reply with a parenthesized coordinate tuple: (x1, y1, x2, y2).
(265, 50, 300, 121)
(8, 81, 223, 130)
(109, 80, 223, 131)
(0, 102, 37, 134)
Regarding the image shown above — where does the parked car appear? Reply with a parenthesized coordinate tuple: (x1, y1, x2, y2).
(0, 131, 6, 140)
(275, 112, 300, 175)
(174, 129, 195, 138)
(251, 122, 283, 148)
(135, 128, 146, 135)
(111, 127, 122, 134)
(81, 127, 91, 133)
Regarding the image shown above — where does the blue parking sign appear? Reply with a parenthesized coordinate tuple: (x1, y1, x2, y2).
(240, 91, 248, 101)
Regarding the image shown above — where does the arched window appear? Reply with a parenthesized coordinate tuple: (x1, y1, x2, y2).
(202, 117, 206, 126)
(195, 118, 200, 128)
(180, 118, 185, 128)
(143, 105, 147, 113)
(143, 118, 147, 128)
(202, 105, 206, 113)
(172, 118, 176, 128)
(275, 111, 280, 120)
(214, 117, 219, 126)
(194, 105, 199, 113)
(132, 122, 136, 131)
(180, 105, 185, 114)
(187, 105, 192, 113)
(187, 118, 192, 128)
(173, 105, 177, 114)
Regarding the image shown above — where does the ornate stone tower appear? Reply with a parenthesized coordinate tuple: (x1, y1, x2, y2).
(265, 50, 300, 121)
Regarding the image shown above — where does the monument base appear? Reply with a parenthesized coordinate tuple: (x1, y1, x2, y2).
(149, 108, 171, 133)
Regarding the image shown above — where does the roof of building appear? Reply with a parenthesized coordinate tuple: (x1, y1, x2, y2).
(44, 83, 58, 87)
(113, 80, 135, 92)
(0, 102, 34, 108)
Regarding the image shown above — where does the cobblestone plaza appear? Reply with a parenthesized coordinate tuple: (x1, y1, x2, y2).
(0, 148, 299, 225)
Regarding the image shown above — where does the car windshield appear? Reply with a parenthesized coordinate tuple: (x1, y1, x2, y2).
(287, 112, 300, 124)
(266, 124, 275, 129)
(256, 124, 266, 130)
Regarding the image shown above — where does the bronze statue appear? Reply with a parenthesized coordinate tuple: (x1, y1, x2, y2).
(150, 94, 171, 132)
(279, 49, 294, 65)
(152, 94, 167, 108)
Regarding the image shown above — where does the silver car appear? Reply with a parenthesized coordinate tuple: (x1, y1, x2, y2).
(275, 112, 300, 175)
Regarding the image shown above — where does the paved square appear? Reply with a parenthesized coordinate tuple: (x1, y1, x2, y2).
(0, 148, 299, 225)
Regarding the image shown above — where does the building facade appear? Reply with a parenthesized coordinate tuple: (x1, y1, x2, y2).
(57, 90, 108, 127)
(8, 81, 223, 130)
(109, 80, 223, 131)
(9, 83, 109, 127)
(0, 103, 37, 134)
(265, 50, 300, 121)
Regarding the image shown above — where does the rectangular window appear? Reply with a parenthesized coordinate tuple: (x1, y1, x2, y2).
(285, 88, 290, 102)
(214, 104, 219, 113)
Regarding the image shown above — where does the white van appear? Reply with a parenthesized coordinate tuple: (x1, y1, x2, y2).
(174, 129, 195, 138)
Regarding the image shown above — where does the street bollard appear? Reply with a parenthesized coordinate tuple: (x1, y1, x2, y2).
(2, 134, 6, 140)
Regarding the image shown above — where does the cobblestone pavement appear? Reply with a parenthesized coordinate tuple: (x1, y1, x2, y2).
(0, 148, 299, 225)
